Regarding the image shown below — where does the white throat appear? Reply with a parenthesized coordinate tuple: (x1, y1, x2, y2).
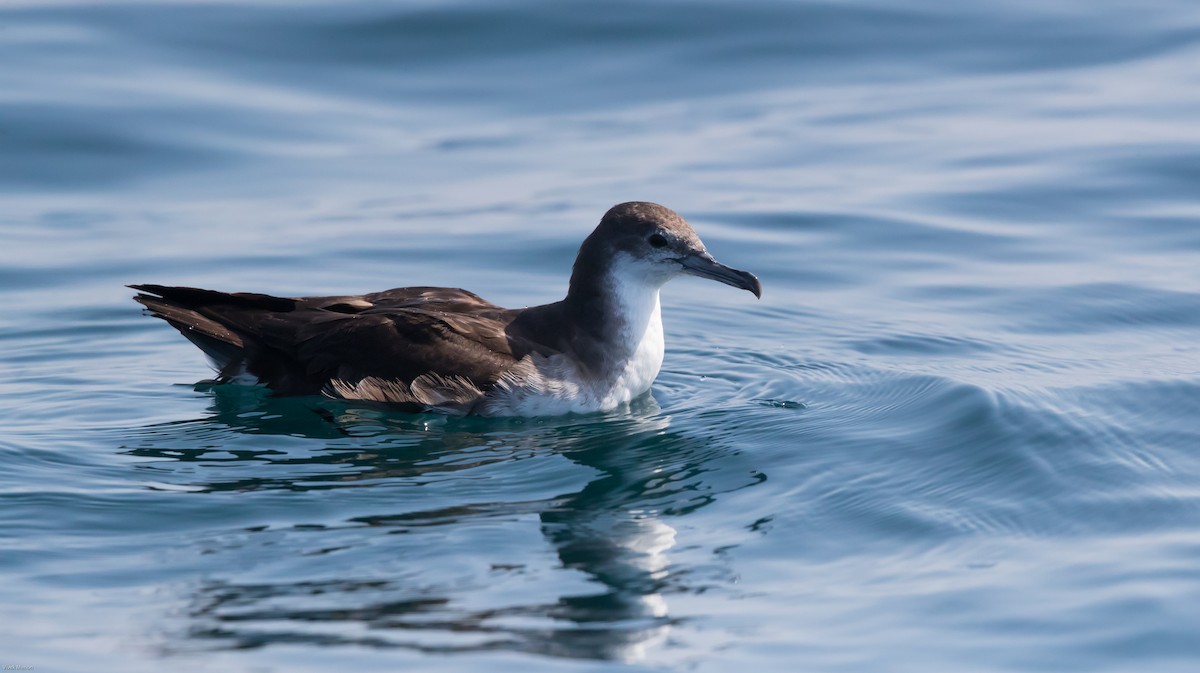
(606, 271, 664, 355)
(600, 262, 667, 404)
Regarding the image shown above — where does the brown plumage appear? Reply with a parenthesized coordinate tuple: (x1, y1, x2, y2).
(132, 202, 762, 416)
(131, 285, 538, 410)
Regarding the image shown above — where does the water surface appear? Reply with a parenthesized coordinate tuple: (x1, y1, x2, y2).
(2, 1, 1200, 671)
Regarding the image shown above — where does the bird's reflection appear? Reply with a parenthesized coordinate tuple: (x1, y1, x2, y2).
(128, 385, 759, 662)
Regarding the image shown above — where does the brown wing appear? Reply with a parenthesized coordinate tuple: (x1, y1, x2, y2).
(131, 284, 532, 401)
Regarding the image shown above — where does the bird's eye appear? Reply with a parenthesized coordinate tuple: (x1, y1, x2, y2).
(647, 233, 669, 248)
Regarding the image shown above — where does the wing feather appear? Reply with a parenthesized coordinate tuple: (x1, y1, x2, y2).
(132, 285, 528, 402)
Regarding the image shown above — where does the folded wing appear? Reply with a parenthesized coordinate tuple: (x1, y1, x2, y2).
(131, 284, 529, 411)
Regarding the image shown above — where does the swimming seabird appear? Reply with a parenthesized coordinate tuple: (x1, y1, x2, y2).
(132, 202, 761, 416)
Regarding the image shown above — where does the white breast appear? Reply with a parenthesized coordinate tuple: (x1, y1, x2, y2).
(481, 269, 666, 417)
(598, 290, 664, 408)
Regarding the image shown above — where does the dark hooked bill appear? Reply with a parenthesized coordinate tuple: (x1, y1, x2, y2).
(678, 252, 762, 298)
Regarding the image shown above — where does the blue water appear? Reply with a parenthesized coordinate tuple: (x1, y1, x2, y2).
(3, 1, 1200, 671)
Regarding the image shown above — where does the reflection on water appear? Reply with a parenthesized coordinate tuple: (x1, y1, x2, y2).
(124, 387, 757, 662)
(6, 0, 1200, 669)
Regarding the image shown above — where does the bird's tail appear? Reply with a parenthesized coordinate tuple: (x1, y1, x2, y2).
(130, 284, 258, 379)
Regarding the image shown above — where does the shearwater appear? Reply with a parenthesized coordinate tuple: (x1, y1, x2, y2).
(132, 202, 762, 416)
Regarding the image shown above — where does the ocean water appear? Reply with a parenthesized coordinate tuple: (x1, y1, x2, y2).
(2, 1, 1199, 671)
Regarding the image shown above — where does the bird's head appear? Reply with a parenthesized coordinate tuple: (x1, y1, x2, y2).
(573, 201, 762, 298)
